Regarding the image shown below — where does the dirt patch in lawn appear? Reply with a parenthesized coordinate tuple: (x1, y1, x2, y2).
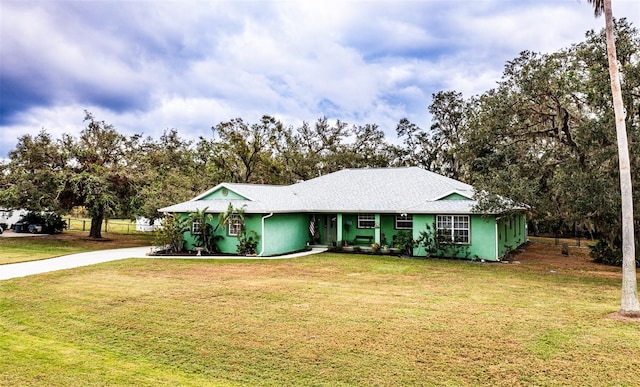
(508, 241, 622, 278)
(607, 312, 640, 323)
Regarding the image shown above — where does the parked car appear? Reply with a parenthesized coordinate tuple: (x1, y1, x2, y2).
(14, 222, 28, 233)
(28, 224, 43, 233)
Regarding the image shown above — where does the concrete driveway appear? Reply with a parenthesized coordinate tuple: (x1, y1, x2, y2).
(0, 247, 153, 280)
(0, 247, 327, 280)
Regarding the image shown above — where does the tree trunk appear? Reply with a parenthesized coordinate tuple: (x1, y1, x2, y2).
(89, 213, 103, 239)
(603, 0, 640, 316)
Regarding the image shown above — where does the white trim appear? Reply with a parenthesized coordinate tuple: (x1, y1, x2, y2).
(357, 214, 376, 229)
(436, 214, 470, 244)
(394, 214, 413, 230)
(228, 214, 242, 236)
(191, 183, 226, 201)
(191, 220, 202, 235)
(259, 213, 274, 256)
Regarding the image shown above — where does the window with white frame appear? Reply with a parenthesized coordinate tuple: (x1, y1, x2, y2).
(395, 214, 413, 230)
(357, 214, 376, 229)
(228, 214, 243, 236)
(191, 220, 202, 235)
(436, 215, 470, 244)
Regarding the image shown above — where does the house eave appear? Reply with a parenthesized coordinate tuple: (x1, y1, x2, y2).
(158, 205, 491, 216)
(158, 168, 527, 217)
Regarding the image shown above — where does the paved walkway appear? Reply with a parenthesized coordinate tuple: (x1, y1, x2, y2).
(0, 231, 49, 238)
(0, 247, 328, 281)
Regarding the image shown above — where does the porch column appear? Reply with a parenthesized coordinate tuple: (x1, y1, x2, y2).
(336, 213, 343, 243)
(374, 214, 381, 244)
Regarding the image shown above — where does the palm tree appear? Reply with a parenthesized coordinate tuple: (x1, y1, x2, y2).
(588, 0, 639, 317)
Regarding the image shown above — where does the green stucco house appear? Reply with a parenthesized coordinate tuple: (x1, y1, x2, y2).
(159, 167, 527, 261)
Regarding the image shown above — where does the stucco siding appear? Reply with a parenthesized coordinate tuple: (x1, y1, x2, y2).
(497, 213, 527, 259)
(440, 193, 471, 200)
(469, 216, 497, 260)
(411, 214, 499, 261)
(201, 187, 247, 200)
(180, 213, 261, 254)
(261, 213, 310, 256)
(342, 214, 374, 244)
(178, 209, 521, 260)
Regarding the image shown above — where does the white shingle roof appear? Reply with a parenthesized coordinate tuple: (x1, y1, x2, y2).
(159, 167, 482, 214)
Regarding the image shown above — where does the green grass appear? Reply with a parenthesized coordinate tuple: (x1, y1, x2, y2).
(1, 252, 638, 385)
(0, 230, 154, 264)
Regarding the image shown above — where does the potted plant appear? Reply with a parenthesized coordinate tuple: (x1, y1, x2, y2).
(371, 242, 381, 253)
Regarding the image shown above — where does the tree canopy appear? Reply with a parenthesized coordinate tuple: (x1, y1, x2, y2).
(1, 20, 638, 258)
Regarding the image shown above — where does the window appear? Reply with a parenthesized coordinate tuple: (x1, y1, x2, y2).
(395, 214, 413, 230)
(191, 220, 202, 235)
(357, 214, 375, 229)
(436, 215, 470, 244)
(518, 216, 521, 235)
(228, 214, 242, 236)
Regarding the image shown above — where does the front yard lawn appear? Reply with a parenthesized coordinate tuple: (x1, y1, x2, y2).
(1, 244, 638, 385)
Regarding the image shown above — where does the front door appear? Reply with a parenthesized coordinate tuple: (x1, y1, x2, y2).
(322, 214, 337, 245)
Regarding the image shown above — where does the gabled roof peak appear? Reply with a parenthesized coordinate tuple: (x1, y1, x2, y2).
(432, 190, 474, 201)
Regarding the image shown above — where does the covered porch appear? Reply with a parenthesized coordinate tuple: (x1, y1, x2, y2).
(309, 213, 412, 250)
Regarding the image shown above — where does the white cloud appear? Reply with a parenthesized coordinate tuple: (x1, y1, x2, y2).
(1, 0, 639, 157)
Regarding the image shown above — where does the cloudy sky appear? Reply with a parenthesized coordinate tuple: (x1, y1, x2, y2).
(1, 0, 638, 158)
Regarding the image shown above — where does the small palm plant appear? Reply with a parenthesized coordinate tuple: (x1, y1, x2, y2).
(187, 207, 222, 254)
(217, 203, 259, 255)
(154, 213, 188, 253)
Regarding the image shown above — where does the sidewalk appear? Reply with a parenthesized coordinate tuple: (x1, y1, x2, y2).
(0, 247, 328, 281)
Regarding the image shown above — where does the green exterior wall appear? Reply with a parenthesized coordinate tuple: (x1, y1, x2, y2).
(180, 214, 201, 252)
(180, 212, 309, 256)
(179, 213, 238, 253)
(496, 213, 527, 258)
(178, 207, 526, 260)
(216, 214, 263, 254)
(201, 187, 247, 200)
(261, 213, 310, 256)
(179, 212, 253, 254)
(338, 213, 504, 260)
(340, 213, 357, 243)
(410, 214, 499, 261)
(412, 214, 434, 255)
(337, 213, 414, 247)
(470, 216, 498, 260)
(341, 213, 375, 245)
(440, 193, 470, 200)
